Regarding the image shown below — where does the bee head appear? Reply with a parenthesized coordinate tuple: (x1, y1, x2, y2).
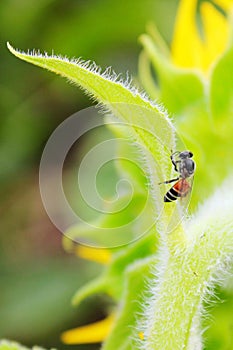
(179, 150, 193, 159)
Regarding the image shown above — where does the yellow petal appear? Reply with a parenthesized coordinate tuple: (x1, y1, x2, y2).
(213, 0, 233, 11)
(138, 331, 144, 340)
(171, 0, 204, 69)
(200, 1, 229, 71)
(75, 245, 111, 264)
(61, 314, 115, 344)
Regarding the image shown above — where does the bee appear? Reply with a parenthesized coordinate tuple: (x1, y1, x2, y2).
(159, 150, 195, 203)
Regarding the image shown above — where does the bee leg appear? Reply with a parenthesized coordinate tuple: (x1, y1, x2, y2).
(158, 177, 180, 185)
(170, 156, 181, 173)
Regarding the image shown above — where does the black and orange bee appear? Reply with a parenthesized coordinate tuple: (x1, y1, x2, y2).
(159, 150, 195, 202)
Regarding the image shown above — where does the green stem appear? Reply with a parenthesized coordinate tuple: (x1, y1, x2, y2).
(143, 192, 233, 349)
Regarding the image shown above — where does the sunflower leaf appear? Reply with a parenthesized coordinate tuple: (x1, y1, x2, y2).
(7, 43, 177, 229)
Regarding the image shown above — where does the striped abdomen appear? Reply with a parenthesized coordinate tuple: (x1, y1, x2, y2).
(164, 179, 191, 202)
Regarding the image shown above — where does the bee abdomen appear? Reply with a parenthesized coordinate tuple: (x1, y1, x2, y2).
(164, 187, 180, 202)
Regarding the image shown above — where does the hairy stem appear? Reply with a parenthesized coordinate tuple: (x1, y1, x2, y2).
(141, 179, 233, 349)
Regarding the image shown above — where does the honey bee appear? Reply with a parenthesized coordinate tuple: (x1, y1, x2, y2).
(159, 150, 195, 202)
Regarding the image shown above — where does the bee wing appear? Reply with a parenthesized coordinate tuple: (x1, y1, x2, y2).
(180, 175, 193, 196)
(166, 176, 194, 233)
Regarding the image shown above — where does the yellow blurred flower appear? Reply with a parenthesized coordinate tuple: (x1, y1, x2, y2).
(75, 245, 112, 265)
(172, 0, 233, 72)
(61, 314, 115, 345)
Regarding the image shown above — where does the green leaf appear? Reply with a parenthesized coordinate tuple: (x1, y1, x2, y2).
(210, 46, 233, 122)
(102, 257, 156, 350)
(139, 34, 205, 117)
(7, 43, 175, 223)
(0, 340, 28, 350)
(138, 50, 159, 101)
(69, 230, 157, 306)
(106, 121, 148, 189)
(64, 192, 154, 248)
(0, 340, 53, 350)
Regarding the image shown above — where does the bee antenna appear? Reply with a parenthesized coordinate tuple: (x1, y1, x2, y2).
(171, 150, 180, 156)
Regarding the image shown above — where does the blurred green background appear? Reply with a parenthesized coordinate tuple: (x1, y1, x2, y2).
(0, 0, 178, 349)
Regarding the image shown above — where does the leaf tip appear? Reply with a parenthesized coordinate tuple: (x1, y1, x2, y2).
(7, 42, 21, 58)
(6, 41, 14, 53)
